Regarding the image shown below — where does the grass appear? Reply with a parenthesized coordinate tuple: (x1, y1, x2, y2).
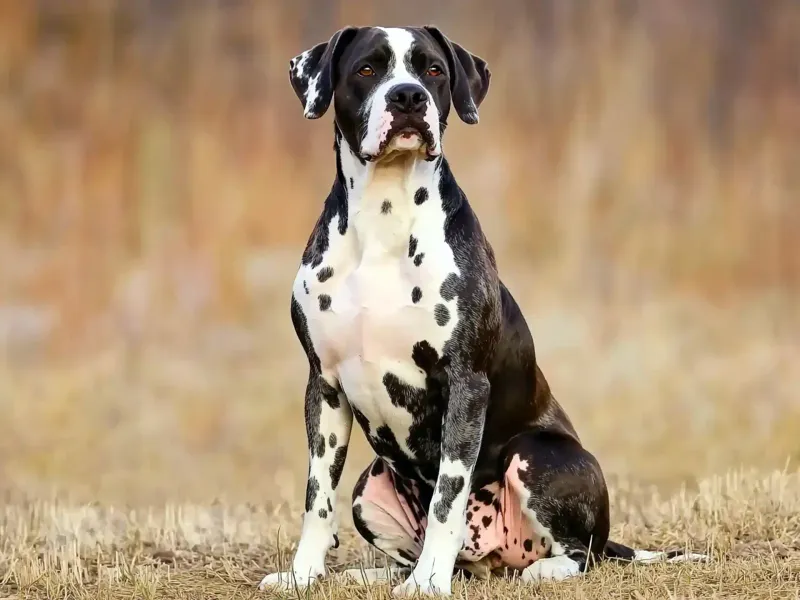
(1, 468, 799, 599)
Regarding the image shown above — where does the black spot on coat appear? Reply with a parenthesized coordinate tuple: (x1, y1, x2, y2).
(440, 273, 459, 301)
(305, 476, 319, 512)
(317, 266, 334, 282)
(414, 187, 429, 205)
(330, 446, 348, 489)
(434, 304, 450, 326)
(412, 287, 422, 303)
(408, 235, 418, 258)
(433, 474, 464, 523)
(319, 294, 332, 311)
(381, 200, 392, 214)
(414, 252, 425, 266)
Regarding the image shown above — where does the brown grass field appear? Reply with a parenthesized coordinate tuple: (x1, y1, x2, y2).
(1, 1, 799, 598)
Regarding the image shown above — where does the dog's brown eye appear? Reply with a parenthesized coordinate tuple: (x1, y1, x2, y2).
(426, 65, 443, 77)
(358, 65, 375, 77)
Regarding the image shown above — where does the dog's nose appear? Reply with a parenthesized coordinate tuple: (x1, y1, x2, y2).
(387, 84, 427, 114)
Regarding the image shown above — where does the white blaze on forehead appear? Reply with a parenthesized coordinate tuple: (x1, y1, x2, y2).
(360, 27, 442, 158)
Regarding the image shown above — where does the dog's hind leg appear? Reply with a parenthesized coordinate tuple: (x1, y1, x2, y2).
(351, 458, 430, 569)
(499, 429, 611, 583)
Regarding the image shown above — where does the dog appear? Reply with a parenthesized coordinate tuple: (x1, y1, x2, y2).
(258, 25, 706, 597)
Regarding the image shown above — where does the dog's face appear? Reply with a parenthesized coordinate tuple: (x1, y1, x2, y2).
(288, 26, 491, 162)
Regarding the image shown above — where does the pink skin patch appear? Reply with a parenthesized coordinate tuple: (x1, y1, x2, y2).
(356, 456, 548, 571)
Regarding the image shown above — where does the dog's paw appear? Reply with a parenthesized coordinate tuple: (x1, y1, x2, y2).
(391, 570, 451, 597)
(521, 555, 582, 583)
(257, 566, 324, 592)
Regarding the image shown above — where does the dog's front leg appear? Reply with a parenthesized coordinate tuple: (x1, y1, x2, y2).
(259, 371, 353, 591)
(393, 368, 490, 598)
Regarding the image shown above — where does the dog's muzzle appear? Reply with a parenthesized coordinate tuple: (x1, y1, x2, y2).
(361, 83, 441, 162)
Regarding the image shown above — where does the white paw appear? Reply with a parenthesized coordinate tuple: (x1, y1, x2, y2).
(257, 565, 324, 592)
(392, 570, 452, 597)
(521, 555, 582, 583)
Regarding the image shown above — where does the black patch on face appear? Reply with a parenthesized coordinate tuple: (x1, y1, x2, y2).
(317, 266, 334, 282)
(433, 474, 464, 523)
(474, 489, 494, 505)
(305, 476, 319, 512)
(330, 445, 348, 489)
(303, 280, 310, 294)
(318, 508, 328, 519)
(381, 200, 392, 214)
(541, 537, 547, 546)
(413, 252, 425, 267)
(329, 433, 337, 448)
(434, 304, 450, 326)
(414, 187, 429, 205)
(412, 286, 422, 303)
(482, 515, 492, 528)
(440, 273, 459, 301)
(408, 235, 418, 258)
(472, 506, 480, 512)
(319, 294, 332, 311)
(524, 539, 533, 553)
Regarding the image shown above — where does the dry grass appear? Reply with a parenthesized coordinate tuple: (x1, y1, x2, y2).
(1, 469, 799, 599)
(1, 1, 799, 598)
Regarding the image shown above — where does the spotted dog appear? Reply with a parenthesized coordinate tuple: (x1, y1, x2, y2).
(258, 25, 706, 597)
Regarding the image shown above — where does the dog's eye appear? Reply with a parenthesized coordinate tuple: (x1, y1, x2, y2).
(426, 65, 443, 77)
(357, 65, 375, 77)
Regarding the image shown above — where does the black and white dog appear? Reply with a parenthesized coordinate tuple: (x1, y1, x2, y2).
(259, 26, 704, 597)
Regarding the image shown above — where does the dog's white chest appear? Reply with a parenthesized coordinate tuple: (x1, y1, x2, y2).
(293, 165, 458, 451)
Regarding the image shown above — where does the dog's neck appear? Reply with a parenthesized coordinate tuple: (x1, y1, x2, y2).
(335, 131, 441, 216)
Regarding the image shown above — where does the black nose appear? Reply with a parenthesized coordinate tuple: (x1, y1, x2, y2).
(387, 84, 427, 114)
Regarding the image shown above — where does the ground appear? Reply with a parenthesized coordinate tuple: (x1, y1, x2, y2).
(1, 468, 799, 599)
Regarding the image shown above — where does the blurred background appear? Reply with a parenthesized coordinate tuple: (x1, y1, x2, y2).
(0, 0, 798, 508)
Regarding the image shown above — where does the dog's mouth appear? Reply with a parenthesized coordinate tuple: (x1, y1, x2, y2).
(362, 120, 439, 163)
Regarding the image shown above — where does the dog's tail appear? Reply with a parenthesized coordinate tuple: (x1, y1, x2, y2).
(602, 540, 708, 564)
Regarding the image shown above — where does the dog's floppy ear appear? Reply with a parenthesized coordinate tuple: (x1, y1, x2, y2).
(289, 27, 359, 119)
(424, 26, 491, 125)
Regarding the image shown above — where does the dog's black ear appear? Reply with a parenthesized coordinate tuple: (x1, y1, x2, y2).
(289, 27, 359, 119)
(424, 26, 491, 124)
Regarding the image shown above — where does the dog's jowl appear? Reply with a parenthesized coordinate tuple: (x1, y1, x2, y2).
(259, 25, 705, 598)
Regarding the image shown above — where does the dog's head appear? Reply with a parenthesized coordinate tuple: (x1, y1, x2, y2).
(289, 26, 491, 162)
